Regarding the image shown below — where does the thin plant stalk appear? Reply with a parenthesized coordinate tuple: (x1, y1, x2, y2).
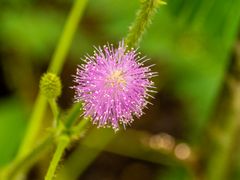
(17, 95, 47, 159)
(49, 99, 60, 127)
(17, 0, 88, 159)
(45, 118, 90, 180)
(48, 0, 88, 74)
(45, 135, 70, 180)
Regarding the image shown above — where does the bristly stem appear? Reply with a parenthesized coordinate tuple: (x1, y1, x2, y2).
(125, 0, 166, 47)
(16, 0, 88, 159)
(45, 135, 70, 180)
(45, 118, 90, 180)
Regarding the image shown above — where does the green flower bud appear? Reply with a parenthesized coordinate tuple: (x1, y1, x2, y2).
(40, 73, 62, 99)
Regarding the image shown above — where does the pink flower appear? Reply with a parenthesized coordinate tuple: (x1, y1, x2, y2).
(73, 41, 156, 131)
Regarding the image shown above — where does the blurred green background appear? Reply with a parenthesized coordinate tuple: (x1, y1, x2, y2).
(0, 0, 240, 179)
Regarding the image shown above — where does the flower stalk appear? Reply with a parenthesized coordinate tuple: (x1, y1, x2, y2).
(40, 72, 62, 126)
(44, 118, 90, 180)
(45, 135, 70, 180)
(49, 99, 60, 127)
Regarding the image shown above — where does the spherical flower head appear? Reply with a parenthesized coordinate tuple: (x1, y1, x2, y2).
(40, 73, 62, 99)
(73, 41, 156, 131)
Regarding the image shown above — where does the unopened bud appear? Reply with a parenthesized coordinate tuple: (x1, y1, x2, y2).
(40, 73, 62, 99)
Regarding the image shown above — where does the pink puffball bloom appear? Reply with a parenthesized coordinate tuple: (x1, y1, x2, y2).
(73, 41, 156, 131)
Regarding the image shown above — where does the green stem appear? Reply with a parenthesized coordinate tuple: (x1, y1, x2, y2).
(49, 99, 60, 127)
(17, 94, 47, 159)
(48, 0, 88, 74)
(45, 135, 70, 180)
(45, 118, 90, 180)
(125, 0, 166, 47)
(57, 129, 115, 180)
(16, 0, 88, 159)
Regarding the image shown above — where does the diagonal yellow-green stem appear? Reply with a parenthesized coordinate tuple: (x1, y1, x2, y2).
(17, 0, 88, 159)
(48, 0, 88, 74)
(45, 118, 90, 180)
(49, 99, 60, 127)
(17, 94, 47, 159)
(45, 135, 70, 180)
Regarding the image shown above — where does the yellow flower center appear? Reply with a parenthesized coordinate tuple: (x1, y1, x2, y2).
(107, 70, 126, 88)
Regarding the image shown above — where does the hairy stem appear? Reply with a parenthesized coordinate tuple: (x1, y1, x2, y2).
(45, 118, 90, 180)
(125, 0, 166, 47)
(45, 135, 70, 180)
